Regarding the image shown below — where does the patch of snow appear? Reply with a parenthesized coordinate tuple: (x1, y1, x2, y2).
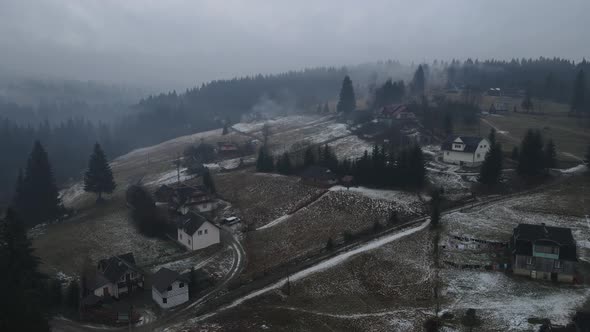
(183, 220, 430, 324)
(329, 186, 422, 214)
(59, 182, 85, 206)
(146, 168, 196, 186)
(327, 135, 373, 160)
(558, 164, 587, 174)
(257, 214, 290, 230)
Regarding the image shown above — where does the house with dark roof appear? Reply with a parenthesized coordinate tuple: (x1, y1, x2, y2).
(300, 166, 338, 187)
(441, 136, 490, 166)
(375, 104, 415, 127)
(91, 253, 144, 298)
(151, 268, 189, 308)
(511, 223, 578, 283)
(177, 213, 220, 251)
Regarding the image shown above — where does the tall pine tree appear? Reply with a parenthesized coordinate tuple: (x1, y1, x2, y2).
(84, 143, 116, 201)
(336, 76, 356, 113)
(543, 139, 557, 170)
(517, 129, 545, 177)
(412, 65, 426, 96)
(0, 209, 51, 331)
(202, 168, 216, 194)
(15, 141, 61, 225)
(571, 69, 586, 114)
(478, 143, 503, 187)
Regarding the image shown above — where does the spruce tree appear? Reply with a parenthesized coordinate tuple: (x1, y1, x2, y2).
(0, 209, 51, 331)
(336, 76, 356, 113)
(202, 168, 216, 194)
(303, 146, 315, 167)
(222, 123, 229, 135)
(412, 65, 426, 96)
(277, 152, 293, 175)
(478, 143, 503, 187)
(488, 128, 497, 146)
(517, 129, 545, 177)
(408, 145, 426, 188)
(256, 148, 266, 172)
(543, 139, 557, 170)
(572, 69, 586, 114)
(16, 141, 61, 225)
(84, 143, 116, 201)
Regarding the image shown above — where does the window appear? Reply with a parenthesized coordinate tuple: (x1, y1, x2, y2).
(453, 144, 462, 149)
(446, 152, 449, 156)
(554, 260, 562, 269)
(204, 229, 208, 234)
(167, 285, 172, 291)
(162, 298, 167, 304)
(179, 282, 184, 288)
(188, 239, 191, 245)
(198, 230, 202, 236)
(477, 153, 481, 158)
(526, 257, 535, 265)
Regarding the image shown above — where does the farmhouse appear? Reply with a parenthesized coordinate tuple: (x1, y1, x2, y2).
(156, 183, 218, 214)
(151, 268, 189, 309)
(300, 165, 338, 187)
(177, 213, 221, 251)
(375, 104, 416, 127)
(90, 253, 144, 298)
(441, 136, 490, 166)
(511, 223, 578, 283)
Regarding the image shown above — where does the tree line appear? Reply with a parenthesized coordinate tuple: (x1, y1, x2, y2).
(446, 57, 590, 114)
(257, 143, 426, 189)
(11, 139, 116, 227)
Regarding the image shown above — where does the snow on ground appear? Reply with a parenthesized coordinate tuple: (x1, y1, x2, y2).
(421, 145, 441, 157)
(257, 214, 290, 230)
(558, 164, 587, 174)
(59, 182, 86, 206)
(442, 269, 590, 331)
(173, 220, 431, 328)
(146, 167, 196, 186)
(327, 135, 373, 160)
(204, 156, 256, 172)
(329, 186, 423, 214)
(442, 192, 590, 261)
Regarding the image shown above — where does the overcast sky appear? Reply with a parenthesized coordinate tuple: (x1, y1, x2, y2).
(1, 0, 588, 90)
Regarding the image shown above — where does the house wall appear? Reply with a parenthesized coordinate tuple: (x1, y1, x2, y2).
(94, 283, 116, 298)
(177, 221, 220, 251)
(442, 139, 490, 166)
(151, 280, 189, 309)
(513, 254, 576, 282)
(442, 150, 477, 165)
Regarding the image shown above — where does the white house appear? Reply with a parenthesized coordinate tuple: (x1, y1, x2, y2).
(441, 136, 491, 167)
(91, 253, 144, 299)
(151, 268, 189, 309)
(177, 213, 220, 251)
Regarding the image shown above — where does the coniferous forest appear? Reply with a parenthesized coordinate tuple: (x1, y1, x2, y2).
(1, 57, 589, 205)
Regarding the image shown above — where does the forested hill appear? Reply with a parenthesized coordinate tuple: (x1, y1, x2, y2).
(446, 57, 590, 102)
(120, 67, 351, 147)
(0, 77, 146, 125)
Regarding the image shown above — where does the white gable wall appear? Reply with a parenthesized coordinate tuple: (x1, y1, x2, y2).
(442, 138, 491, 166)
(151, 280, 189, 309)
(177, 220, 220, 251)
(93, 282, 117, 298)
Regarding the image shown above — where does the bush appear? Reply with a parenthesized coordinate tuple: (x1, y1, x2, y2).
(343, 231, 355, 243)
(326, 237, 335, 250)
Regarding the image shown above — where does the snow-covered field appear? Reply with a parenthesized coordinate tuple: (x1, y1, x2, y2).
(328, 135, 374, 160)
(243, 188, 426, 277)
(442, 269, 590, 331)
(146, 167, 196, 186)
(329, 186, 423, 215)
